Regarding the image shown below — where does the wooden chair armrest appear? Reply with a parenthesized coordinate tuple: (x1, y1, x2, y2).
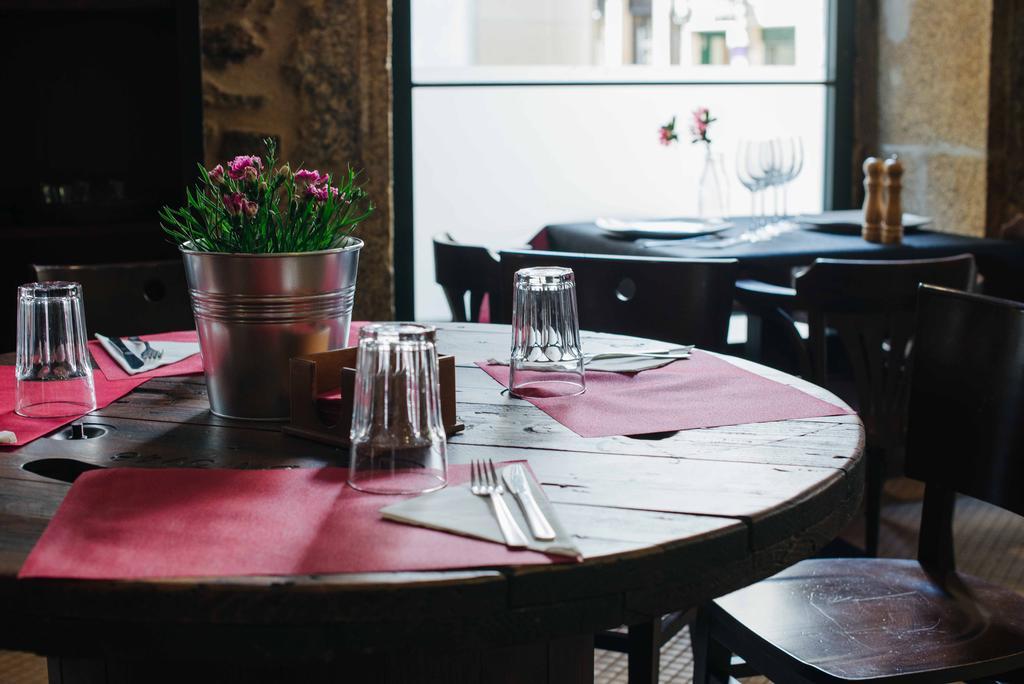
(735, 279, 812, 379)
(735, 279, 798, 313)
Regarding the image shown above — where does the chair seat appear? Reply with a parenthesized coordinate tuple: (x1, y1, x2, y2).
(710, 558, 1024, 682)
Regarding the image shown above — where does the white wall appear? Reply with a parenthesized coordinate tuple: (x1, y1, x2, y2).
(413, 84, 827, 320)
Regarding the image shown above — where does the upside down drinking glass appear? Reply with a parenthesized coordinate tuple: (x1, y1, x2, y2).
(347, 323, 448, 494)
(508, 267, 586, 398)
(15, 281, 97, 417)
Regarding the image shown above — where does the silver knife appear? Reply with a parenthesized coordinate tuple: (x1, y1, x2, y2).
(502, 464, 556, 540)
(108, 336, 145, 369)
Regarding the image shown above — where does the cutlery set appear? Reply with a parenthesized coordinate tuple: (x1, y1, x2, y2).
(584, 346, 693, 362)
(487, 346, 692, 368)
(470, 460, 554, 547)
(105, 336, 164, 369)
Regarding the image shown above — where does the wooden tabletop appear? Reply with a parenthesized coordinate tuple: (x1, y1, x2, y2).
(0, 323, 863, 677)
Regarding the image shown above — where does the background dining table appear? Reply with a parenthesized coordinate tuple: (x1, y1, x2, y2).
(0, 323, 863, 683)
(536, 218, 1024, 299)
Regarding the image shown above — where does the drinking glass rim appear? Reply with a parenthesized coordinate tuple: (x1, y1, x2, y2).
(359, 322, 437, 344)
(514, 266, 575, 287)
(18, 281, 83, 301)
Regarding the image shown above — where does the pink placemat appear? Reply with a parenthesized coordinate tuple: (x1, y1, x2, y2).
(92, 322, 369, 383)
(478, 351, 851, 438)
(19, 463, 561, 580)
(0, 367, 150, 447)
(89, 331, 203, 381)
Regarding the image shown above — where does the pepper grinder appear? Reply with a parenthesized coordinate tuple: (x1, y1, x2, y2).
(861, 157, 884, 243)
(881, 155, 904, 245)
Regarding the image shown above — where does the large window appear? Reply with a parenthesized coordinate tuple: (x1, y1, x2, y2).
(399, 0, 848, 319)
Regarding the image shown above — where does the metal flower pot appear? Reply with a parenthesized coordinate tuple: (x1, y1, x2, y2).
(181, 239, 362, 420)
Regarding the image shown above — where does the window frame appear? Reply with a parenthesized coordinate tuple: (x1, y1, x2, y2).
(391, 0, 854, 318)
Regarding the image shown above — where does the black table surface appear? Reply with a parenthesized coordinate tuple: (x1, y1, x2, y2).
(540, 218, 1024, 291)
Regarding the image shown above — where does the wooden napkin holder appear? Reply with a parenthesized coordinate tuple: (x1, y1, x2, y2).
(282, 347, 464, 447)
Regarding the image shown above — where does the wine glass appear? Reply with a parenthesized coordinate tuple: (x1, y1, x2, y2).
(736, 140, 764, 230)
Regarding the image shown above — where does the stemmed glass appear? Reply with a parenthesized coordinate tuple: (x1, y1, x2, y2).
(770, 137, 804, 230)
(729, 137, 803, 243)
(736, 140, 765, 230)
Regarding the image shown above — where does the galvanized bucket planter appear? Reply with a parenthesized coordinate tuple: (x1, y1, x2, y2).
(181, 238, 362, 420)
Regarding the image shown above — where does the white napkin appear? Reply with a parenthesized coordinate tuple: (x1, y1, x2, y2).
(380, 464, 582, 559)
(94, 334, 201, 376)
(487, 347, 692, 373)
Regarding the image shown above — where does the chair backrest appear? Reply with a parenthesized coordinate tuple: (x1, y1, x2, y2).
(498, 249, 738, 349)
(794, 254, 976, 448)
(32, 260, 194, 337)
(906, 285, 1024, 578)
(432, 233, 501, 323)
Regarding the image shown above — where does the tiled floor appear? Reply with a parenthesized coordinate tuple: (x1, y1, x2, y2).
(4, 479, 1023, 683)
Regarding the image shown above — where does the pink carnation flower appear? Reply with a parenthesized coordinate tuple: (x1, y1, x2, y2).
(227, 155, 263, 180)
(208, 164, 225, 184)
(658, 116, 679, 146)
(222, 193, 245, 215)
(241, 197, 259, 217)
(294, 168, 324, 186)
(307, 183, 341, 202)
(689, 107, 715, 144)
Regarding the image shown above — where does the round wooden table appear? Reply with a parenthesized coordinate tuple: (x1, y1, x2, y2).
(0, 323, 863, 683)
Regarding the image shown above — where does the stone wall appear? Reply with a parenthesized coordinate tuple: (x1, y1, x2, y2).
(987, 0, 1024, 237)
(199, 0, 394, 319)
(862, 0, 993, 237)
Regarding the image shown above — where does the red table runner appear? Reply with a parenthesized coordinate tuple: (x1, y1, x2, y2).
(478, 351, 851, 438)
(19, 463, 561, 580)
(0, 368, 150, 447)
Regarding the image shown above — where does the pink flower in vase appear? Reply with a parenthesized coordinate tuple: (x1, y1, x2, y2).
(222, 192, 245, 216)
(294, 168, 325, 188)
(658, 116, 679, 146)
(227, 155, 264, 180)
(307, 182, 341, 202)
(241, 198, 259, 218)
(690, 107, 716, 145)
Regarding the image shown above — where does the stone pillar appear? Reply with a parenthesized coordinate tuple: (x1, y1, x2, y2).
(871, 0, 992, 237)
(987, 0, 1024, 237)
(855, 0, 1024, 239)
(199, 0, 394, 320)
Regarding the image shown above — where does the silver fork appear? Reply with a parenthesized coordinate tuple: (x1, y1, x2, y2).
(128, 336, 163, 360)
(470, 459, 528, 548)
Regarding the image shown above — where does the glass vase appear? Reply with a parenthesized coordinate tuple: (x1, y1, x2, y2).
(697, 144, 727, 220)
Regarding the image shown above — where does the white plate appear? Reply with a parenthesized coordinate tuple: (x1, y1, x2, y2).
(595, 217, 734, 240)
(798, 210, 932, 233)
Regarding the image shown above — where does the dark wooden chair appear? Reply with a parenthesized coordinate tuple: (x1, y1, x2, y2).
(432, 233, 501, 322)
(32, 260, 194, 337)
(735, 254, 976, 555)
(693, 284, 1024, 684)
(498, 249, 738, 350)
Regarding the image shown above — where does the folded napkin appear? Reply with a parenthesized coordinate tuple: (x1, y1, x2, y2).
(487, 347, 692, 373)
(94, 333, 201, 377)
(486, 357, 678, 373)
(381, 462, 581, 559)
